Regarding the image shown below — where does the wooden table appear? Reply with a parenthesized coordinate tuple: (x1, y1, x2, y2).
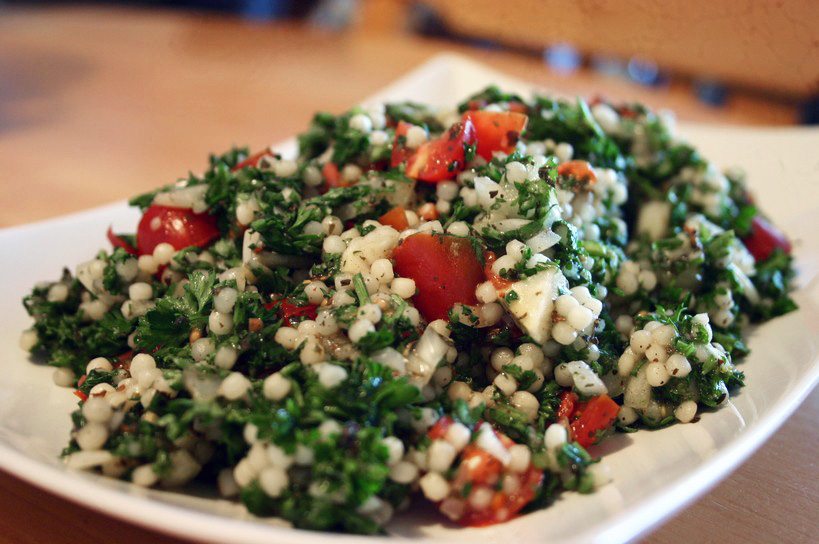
(0, 6, 815, 543)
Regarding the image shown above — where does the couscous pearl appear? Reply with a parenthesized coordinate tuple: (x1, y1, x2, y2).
(510, 391, 539, 421)
(86, 357, 112, 374)
(555, 294, 579, 316)
(128, 282, 154, 302)
(419, 472, 450, 502)
(303, 165, 323, 186)
(382, 436, 405, 466)
(82, 397, 113, 423)
(643, 343, 668, 365)
(440, 498, 466, 521)
(219, 372, 251, 400)
(446, 221, 470, 236)
(89, 382, 116, 397)
(567, 305, 595, 330)
(317, 364, 348, 389)
(217, 468, 239, 497)
(209, 311, 234, 336)
(405, 125, 428, 149)
(116, 259, 139, 282)
(665, 353, 691, 378)
(490, 347, 515, 372)
(544, 423, 568, 450)
(76, 423, 109, 451)
(615, 315, 634, 336)
(191, 337, 215, 361)
(266, 444, 294, 469)
(152, 242, 176, 265)
(651, 324, 677, 346)
(511, 354, 534, 372)
(294, 444, 315, 466)
(304, 282, 327, 305)
(303, 221, 323, 236)
(427, 439, 458, 473)
(299, 337, 326, 364)
(505, 161, 527, 184)
(386, 461, 419, 486)
(273, 327, 299, 350)
(475, 281, 498, 304)
(436, 181, 459, 201)
(390, 277, 416, 299)
(518, 343, 545, 366)
(321, 215, 343, 236)
(589, 461, 613, 488)
(432, 366, 453, 388)
(214, 346, 238, 369)
(674, 400, 698, 423)
(342, 164, 362, 183)
(137, 255, 159, 274)
(447, 381, 473, 402)
(553, 363, 574, 387)
(468, 486, 493, 510)
(646, 362, 670, 387)
(507, 444, 531, 473)
(130, 353, 156, 376)
(273, 159, 298, 178)
(214, 287, 238, 313)
(315, 312, 339, 336)
(132, 464, 159, 487)
(318, 419, 342, 439)
(552, 321, 578, 345)
(370, 259, 394, 284)
(348, 319, 375, 344)
(555, 142, 574, 162)
(52, 367, 75, 388)
(493, 373, 518, 396)
(444, 422, 471, 452)
(629, 329, 652, 355)
(19, 329, 38, 352)
(479, 302, 503, 326)
(349, 113, 373, 133)
(47, 283, 69, 303)
(333, 290, 356, 306)
(263, 372, 291, 401)
(259, 466, 289, 498)
(369, 130, 389, 146)
(618, 405, 639, 425)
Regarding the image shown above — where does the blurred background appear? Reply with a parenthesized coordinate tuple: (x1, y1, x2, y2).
(1, 0, 818, 225)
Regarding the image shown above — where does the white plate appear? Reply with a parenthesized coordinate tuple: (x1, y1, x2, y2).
(1, 53, 818, 544)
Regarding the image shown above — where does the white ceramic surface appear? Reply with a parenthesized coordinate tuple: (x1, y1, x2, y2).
(1, 53, 818, 544)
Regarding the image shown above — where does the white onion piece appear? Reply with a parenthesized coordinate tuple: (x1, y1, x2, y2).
(153, 184, 209, 213)
(370, 348, 408, 374)
(525, 230, 561, 253)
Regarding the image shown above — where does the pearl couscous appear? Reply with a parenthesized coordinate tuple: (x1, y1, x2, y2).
(21, 87, 796, 533)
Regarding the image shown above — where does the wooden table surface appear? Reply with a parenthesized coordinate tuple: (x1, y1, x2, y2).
(0, 5, 816, 543)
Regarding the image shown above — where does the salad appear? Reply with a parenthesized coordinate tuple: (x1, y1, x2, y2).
(20, 87, 796, 533)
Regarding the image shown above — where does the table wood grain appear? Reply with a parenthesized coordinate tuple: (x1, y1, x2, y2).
(0, 5, 815, 543)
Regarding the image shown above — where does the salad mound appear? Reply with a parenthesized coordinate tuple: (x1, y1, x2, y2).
(21, 87, 796, 533)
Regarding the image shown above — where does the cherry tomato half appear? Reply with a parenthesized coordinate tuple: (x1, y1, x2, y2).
(404, 119, 477, 183)
(136, 205, 220, 256)
(742, 216, 791, 262)
(463, 110, 528, 161)
(392, 233, 484, 322)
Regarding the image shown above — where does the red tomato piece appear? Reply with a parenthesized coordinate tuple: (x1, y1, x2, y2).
(448, 424, 543, 527)
(107, 226, 137, 255)
(378, 206, 409, 231)
(742, 216, 791, 262)
(392, 233, 485, 322)
(483, 251, 515, 295)
(557, 160, 597, 184)
(557, 390, 579, 420)
(136, 205, 219, 256)
(322, 162, 350, 190)
(569, 394, 619, 448)
(275, 300, 319, 327)
(427, 415, 455, 441)
(463, 111, 528, 161)
(73, 390, 88, 402)
(416, 202, 439, 221)
(405, 119, 477, 183)
(231, 148, 274, 171)
(390, 121, 416, 168)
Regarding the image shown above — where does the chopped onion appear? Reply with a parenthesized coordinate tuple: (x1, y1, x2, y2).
(370, 348, 408, 374)
(525, 230, 561, 253)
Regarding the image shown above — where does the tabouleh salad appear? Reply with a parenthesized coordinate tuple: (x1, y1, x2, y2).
(20, 87, 796, 533)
